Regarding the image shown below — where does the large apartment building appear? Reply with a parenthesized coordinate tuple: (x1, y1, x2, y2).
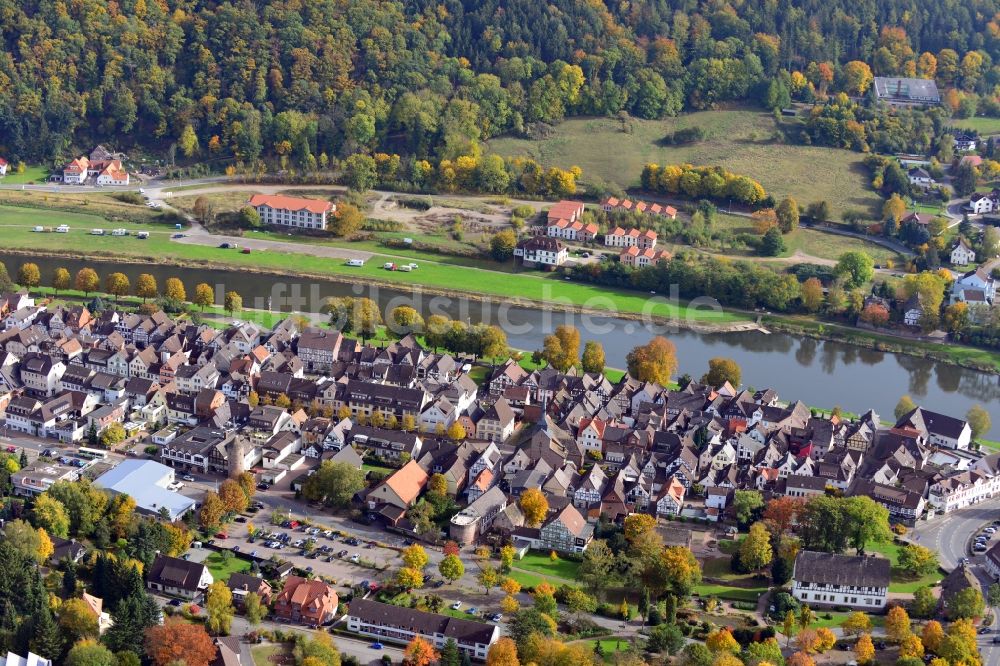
(248, 194, 335, 231)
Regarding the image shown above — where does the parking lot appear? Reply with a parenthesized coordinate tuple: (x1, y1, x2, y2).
(971, 520, 1000, 557)
(206, 515, 403, 587)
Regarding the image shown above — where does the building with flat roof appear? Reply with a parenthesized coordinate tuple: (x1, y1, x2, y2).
(94, 459, 195, 521)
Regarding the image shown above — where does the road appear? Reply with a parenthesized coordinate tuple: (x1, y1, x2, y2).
(911, 500, 1000, 666)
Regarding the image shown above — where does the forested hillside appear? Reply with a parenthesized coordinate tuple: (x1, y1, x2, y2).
(1, 0, 999, 166)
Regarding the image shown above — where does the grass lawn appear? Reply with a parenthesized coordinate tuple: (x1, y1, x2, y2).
(490, 110, 883, 218)
(466, 366, 489, 385)
(362, 463, 396, 476)
(948, 117, 1000, 135)
(0, 213, 748, 326)
(577, 638, 635, 663)
(710, 214, 902, 263)
(868, 541, 944, 594)
(0, 190, 172, 226)
(204, 552, 251, 581)
(512, 551, 582, 581)
(978, 439, 1000, 452)
(811, 611, 887, 630)
(507, 569, 552, 589)
(0, 165, 51, 185)
(691, 582, 766, 603)
(251, 642, 294, 665)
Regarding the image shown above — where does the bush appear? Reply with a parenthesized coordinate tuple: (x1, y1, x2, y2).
(113, 192, 146, 205)
(144, 445, 159, 455)
(662, 126, 706, 145)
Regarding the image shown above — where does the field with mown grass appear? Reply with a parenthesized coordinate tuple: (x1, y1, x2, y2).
(708, 214, 903, 263)
(489, 110, 883, 218)
(949, 117, 1000, 135)
(868, 540, 944, 594)
(0, 210, 748, 326)
(0, 165, 51, 184)
(0, 190, 173, 225)
(204, 552, 251, 581)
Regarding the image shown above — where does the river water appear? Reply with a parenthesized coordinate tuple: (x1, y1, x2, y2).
(4, 253, 997, 434)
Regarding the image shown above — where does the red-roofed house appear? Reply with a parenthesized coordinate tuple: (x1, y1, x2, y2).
(602, 196, 677, 219)
(547, 200, 585, 226)
(273, 575, 338, 626)
(249, 194, 336, 231)
(655, 476, 686, 516)
(63, 157, 89, 184)
(367, 459, 429, 511)
(620, 246, 671, 268)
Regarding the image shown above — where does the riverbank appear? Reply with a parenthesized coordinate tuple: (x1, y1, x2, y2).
(763, 315, 1000, 374)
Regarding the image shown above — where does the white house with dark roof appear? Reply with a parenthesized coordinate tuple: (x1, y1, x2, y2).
(951, 238, 977, 266)
(792, 551, 890, 610)
(895, 406, 972, 450)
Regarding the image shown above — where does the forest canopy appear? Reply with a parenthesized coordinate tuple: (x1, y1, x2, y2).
(2, 0, 1000, 165)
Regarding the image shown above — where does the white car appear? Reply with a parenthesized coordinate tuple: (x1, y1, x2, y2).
(349, 554, 360, 563)
(450, 601, 462, 610)
(181, 474, 195, 482)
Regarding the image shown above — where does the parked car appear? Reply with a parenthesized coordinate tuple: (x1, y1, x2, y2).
(349, 554, 360, 563)
(450, 601, 462, 610)
(491, 613, 503, 622)
(337, 549, 348, 558)
(182, 475, 195, 482)
(371, 642, 384, 650)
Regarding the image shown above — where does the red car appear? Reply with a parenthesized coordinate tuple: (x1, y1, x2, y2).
(288, 520, 300, 528)
(215, 532, 228, 539)
(5, 446, 16, 453)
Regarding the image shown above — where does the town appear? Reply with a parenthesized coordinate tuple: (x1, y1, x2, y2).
(0, 285, 994, 666)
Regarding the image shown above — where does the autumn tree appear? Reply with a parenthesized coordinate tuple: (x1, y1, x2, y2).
(199, 491, 225, 529)
(897, 544, 938, 578)
(51, 267, 71, 295)
(490, 229, 518, 262)
(542, 324, 580, 372)
(193, 283, 214, 310)
(835, 251, 875, 289)
(739, 522, 774, 570)
(403, 635, 439, 666)
(776, 197, 799, 233)
(752, 208, 778, 234)
(33, 494, 70, 537)
(17, 262, 40, 289)
(331, 201, 364, 237)
(967, 405, 991, 440)
(105, 272, 130, 301)
(518, 488, 549, 527)
(626, 336, 678, 385)
(841, 611, 873, 637)
(145, 618, 217, 666)
(854, 634, 875, 665)
(396, 566, 424, 591)
(581, 341, 605, 374)
(895, 395, 916, 420)
(205, 581, 235, 635)
(883, 193, 907, 222)
(224, 290, 242, 315)
(704, 628, 739, 654)
(703, 357, 741, 388)
(439, 554, 465, 583)
(402, 544, 430, 570)
(486, 637, 520, 666)
(801, 278, 824, 312)
(922, 620, 944, 654)
(74, 268, 100, 296)
(135, 273, 158, 301)
(885, 605, 911, 643)
(59, 597, 100, 642)
(164, 277, 186, 301)
(219, 479, 249, 514)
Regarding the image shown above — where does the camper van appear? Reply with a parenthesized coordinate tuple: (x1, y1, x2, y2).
(346, 259, 365, 267)
(55, 225, 70, 233)
(111, 228, 128, 236)
(90, 229, 105, 236)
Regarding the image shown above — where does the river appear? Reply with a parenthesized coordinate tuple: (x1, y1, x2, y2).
(4, 253, 997, 434)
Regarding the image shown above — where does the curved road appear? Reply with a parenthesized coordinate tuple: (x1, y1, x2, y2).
(911, 499, 1000, 666)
